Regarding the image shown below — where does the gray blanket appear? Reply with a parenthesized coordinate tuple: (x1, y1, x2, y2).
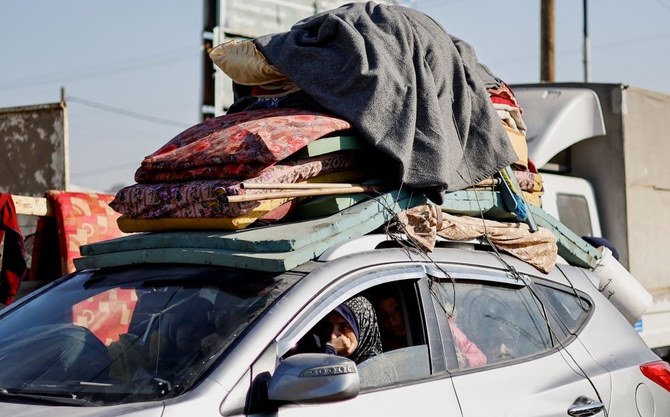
(254, 2, 517, 193)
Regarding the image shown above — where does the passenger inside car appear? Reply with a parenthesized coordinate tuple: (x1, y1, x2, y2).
(374, 290, 487, 368)
(175, 310, 215, 362)
(107, 293, 212, 383)
(159, 297, 216, 374)
(454, 283, 562, 365)
(200, 292, 236, 355)
(373, 288, 412, 351)
(319, 295, 383, 365)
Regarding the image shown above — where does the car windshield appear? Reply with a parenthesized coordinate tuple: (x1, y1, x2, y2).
(0, 264, 299, 406)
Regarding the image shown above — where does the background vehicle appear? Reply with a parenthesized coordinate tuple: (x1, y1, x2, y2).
(0, 222, 668, 416)
(512, 83, 670, 361)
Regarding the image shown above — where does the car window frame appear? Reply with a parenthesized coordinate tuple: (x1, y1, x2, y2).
(529, 277, 594, 343)
(272, 262, 447, 389)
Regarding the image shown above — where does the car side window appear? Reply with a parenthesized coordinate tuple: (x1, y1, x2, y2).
(533, 282, 592, 336)
(282, 280, 431, 390)
(440, 281, 553, 368)
(360, 281, 430, 389)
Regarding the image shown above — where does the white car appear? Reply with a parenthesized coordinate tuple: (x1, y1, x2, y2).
(0, 229, 668, 417)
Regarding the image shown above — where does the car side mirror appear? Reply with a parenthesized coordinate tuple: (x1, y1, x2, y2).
(267, 353, 360, 404)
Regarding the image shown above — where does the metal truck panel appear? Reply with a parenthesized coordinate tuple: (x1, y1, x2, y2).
(0, 102, 68, 195)
(512, 87, 606, 168)
(621, 86, 670, 296)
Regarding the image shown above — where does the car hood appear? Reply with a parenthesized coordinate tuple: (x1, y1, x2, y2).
(0, 402, 164, 417)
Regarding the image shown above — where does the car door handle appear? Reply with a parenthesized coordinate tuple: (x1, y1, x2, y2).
(567, 396, 605, 416)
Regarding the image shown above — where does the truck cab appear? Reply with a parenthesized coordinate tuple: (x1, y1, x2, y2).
(513, 83, 670, 361)
(511, 85, 606, 240)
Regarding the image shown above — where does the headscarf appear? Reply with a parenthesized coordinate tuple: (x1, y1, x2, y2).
(333, 303, 360, 340)
(331, 296, 383, 364)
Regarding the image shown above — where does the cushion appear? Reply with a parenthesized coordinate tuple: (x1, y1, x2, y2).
(209, 39, 291, 86)
(44, 191, 126, 274)
(504, 123, 528, 170)
(117, 170, 366, 231)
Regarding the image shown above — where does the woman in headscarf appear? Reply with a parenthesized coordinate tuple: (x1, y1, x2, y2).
(321, 295, 383, 364)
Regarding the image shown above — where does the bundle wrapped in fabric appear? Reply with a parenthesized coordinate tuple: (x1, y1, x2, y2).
(135, 108, 352, 183)
(486, 82, 544, 207)
(115, 170, 366, 232)
(111, 151, 363, 220)
(211, 2, 519, 199)
(113, 2, 543, 233)
(108, 105, 377, 231)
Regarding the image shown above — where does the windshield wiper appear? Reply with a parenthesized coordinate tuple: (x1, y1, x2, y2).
(0, 387, 92, 406)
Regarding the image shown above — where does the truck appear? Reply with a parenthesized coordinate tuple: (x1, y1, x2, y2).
(511, 82, 670, 361)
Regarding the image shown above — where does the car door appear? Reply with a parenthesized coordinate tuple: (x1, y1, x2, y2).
(426, 263, 612, 417)
(244, 263, 463, 417)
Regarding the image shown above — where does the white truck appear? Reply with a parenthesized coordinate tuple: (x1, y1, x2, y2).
(512, 82, 670, 361)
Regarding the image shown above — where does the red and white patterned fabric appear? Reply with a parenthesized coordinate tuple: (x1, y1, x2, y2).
(136, 108, 351, 183)
(72, 288, 138, 346)
(45, 191, 126, 274)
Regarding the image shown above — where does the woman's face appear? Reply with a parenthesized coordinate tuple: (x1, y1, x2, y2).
(326, 311, 358, 356)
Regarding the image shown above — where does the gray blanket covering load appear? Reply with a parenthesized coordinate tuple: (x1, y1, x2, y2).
(254, 2, 518, 194)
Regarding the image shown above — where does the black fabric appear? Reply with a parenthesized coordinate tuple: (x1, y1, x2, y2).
(254, 2, 518, 196)
(228, 84, 328, 114)
(582, 236, 620, 260)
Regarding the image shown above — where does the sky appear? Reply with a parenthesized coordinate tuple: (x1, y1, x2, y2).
(2, 0, 669, 193)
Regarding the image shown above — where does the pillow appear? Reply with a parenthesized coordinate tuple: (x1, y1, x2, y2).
(209, 39, 291, 86)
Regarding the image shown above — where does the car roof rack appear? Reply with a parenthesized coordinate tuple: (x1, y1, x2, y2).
(317, 233, 482, 262)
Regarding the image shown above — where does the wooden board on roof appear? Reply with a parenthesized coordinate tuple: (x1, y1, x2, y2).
(442, 190, 601, 269)
(292, 193, 369, 219)
(290, 178, 389, 219)
(440, 190, 516, 220)
(438, 189, 602, 269)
